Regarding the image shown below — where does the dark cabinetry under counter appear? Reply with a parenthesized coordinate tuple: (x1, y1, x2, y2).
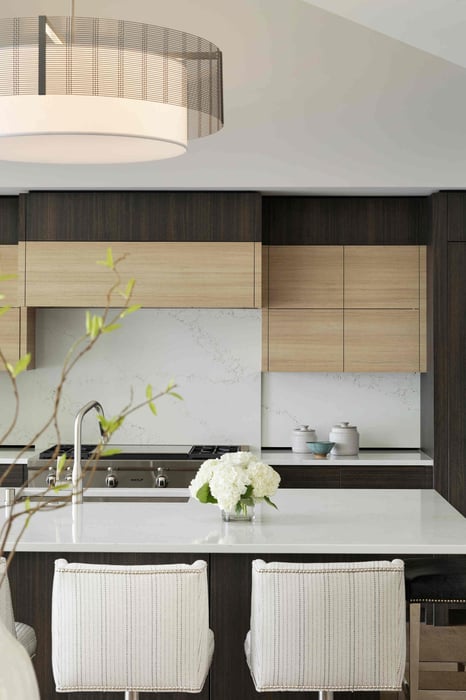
(274, 464, 433, 489)
(0, 463, 25, 487)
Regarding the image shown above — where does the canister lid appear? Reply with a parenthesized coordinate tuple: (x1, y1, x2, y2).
(332, 421, 357, 430)
(293, 425, 315, 432)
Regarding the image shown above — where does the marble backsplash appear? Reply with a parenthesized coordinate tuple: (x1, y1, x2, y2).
(0, 309, 420, 452)
(262, 372, 420, 448)
(0, 309, 262, 451)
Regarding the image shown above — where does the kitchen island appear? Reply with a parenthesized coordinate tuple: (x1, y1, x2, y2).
(6, 489, 466, 700)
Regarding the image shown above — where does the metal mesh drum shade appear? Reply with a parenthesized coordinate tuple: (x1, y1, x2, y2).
(0, 16, 223, 163)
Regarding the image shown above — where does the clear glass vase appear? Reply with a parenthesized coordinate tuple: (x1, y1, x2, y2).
(221, 503, 255, 522)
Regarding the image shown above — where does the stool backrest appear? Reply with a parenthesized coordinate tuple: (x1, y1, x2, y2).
(247, 559, 406, 693)
(52, 558, 211, 693)
(0, 557, 17, 638)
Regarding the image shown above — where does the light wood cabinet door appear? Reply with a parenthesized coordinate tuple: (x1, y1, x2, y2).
(25, 241, 258, 308)
(268, 309, 343, 371)
(419, 246, 427, 372)
(0, 244, 19, 306)
(344, 309, 420, 372)
(268, 246, 343, 308)
(344, 246, 420, 308)
(0, 308, 35, 371)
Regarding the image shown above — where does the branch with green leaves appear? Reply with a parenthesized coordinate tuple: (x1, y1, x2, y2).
(0, 247, 182, 572)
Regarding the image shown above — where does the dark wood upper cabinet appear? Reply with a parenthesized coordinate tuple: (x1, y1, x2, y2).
(25, 191, 262, 242)
(446, 192, 466, 241)
(0, 197, 19, 244)
(262, 196, 427, 245)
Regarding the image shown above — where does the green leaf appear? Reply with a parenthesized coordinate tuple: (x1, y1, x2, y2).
(0, 273, 17, 282)
(264, 495, 278, 510)
(85, 310, 91, 334)
(196, 483, 217, 504)
(118, 278, 135, 301)
(102, 322, 121, 334)
(96, 247, 114, 269)
(119, 304, 141, 318)
(10, 353, 31, 377)
(5, 362, 14, 375)
(169, 391, 183, 401)
(56, 453, 67, 479)
(243, 484, 254, 500)
(145, 384, 152, 400)
(53, 482, 72, 493)
(97, 414, 111, 432)
(166, 378, 176, 391)
(148, 401, 157, 416)
(0, 305, 11, 317)
(24, 496, 31, 512)
(101, 447, 122, 457)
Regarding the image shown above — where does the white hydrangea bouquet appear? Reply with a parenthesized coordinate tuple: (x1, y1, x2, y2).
(189, 451, 281, 520)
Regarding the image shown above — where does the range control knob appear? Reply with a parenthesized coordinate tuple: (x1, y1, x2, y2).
(46, 468, 56, 487)
(155, 467, 168, 488)
(105, 467, 118, 488)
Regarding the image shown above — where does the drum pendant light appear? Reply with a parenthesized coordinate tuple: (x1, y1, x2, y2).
(0, 7, 223, 163)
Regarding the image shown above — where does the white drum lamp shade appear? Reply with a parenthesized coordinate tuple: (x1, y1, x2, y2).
(0, 16, 223, 163)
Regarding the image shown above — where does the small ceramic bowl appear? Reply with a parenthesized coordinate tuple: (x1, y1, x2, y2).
(306, 441, 335, 459)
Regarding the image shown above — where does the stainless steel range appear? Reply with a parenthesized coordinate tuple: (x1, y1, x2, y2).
(27, 444, 245, 489)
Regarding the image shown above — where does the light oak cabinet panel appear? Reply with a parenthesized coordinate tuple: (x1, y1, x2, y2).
(264, 244, 425, 373)
(25, 241, 258, 308)
(268, 246, 343, 308)
(268, 309, 343, 372)
(344, 246, 420, 308)
(0, 244, 19, 306)
(0, 308, 35, 370)
(344, 309, 420, 372)
(420, 246, 427, 372)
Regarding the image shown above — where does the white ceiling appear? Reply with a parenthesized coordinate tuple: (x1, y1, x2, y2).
(305, 0, 466, 69)
(0, 0, 466, 194)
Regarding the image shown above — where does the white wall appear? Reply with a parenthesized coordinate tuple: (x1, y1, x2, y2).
(0, 309, 420, 451)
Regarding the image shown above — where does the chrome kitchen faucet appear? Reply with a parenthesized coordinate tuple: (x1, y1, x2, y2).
(72, 400, 105, 505)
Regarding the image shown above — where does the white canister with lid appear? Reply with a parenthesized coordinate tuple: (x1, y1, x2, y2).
(329, 422, 359, 456)
(291, 425, 317, 453)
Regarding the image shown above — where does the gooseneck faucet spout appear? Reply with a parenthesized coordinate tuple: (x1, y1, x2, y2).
(72, 400, 105, 505)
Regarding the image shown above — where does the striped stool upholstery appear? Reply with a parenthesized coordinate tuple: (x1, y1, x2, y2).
(52, 559, 214, 699)
(0, 557, 37, 658)
(245, 559, 406, 700)
(406, 558, 466, 699)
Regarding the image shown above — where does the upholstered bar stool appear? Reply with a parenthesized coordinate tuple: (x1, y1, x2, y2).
(245, 559, 406, 700)
(52, 559, 214, 698)
(0, 556, 37, 657)
(406, 557, 466, 699)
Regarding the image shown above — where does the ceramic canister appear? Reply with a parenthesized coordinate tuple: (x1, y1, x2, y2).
(292, 425, 317, 453)
(329, 422, 360, 456)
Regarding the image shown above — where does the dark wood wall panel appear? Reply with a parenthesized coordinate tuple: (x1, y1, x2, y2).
(262, 196, 426, 245)
(25, 191, 261, 242)
(446, 192, 466, 241)
(421, 194, 449, 500)
(447, 243, 466, 514)
(0, 196, 19, 244)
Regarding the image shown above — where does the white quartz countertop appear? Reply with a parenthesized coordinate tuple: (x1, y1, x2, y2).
(259, 449, 433, 466)
(3, 488, 465, 554)
(0, 448, 433, 466)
